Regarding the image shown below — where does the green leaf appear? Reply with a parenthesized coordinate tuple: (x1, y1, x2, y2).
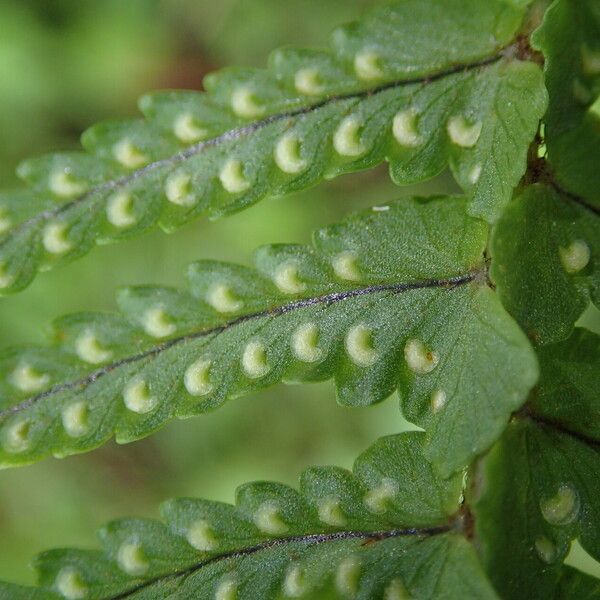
(530, 328, 600, 442)
(532, 0, 600, 209)
(0, 197, 538, 475)
(556, 566, 600, 599)
(0, 583, 55, 600)
(472, 418, 600, 599)
(0, 0, 545, 294)
(0, 432, 499, 600)
(490, 183, 599, 344)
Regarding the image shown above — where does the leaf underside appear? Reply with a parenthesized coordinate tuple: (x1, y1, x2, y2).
(472, 418, 600, 600)
(0, 432, 500, 600)
(0, 197, 537, 475)
(471, 329, 600, 599)
(556, 566, 600, 599)
(2, 1, 600, 598)
(490, 184, 599, 345)
(0, 0, 546, 294)
(531, 328, 600, 441)
(532, 0, 600, 209)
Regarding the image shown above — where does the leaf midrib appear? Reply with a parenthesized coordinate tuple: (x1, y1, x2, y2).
(0, 271, 480, 420)
(108, 525, 454, 600)
(8, 52, 513, 236)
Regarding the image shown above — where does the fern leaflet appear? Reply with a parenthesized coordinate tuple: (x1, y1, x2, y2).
(471, 329, 600, 599)
(532, 0, 600, 210)
(490, 184, 599, 345)
(0, 0, 546, 294)
(0, 432, 499, 600)
(0, 197, 538, 475)
(530, 328, 600, 440)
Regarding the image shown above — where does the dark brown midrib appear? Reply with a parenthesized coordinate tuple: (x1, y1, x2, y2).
(108, 524, 453, 600)
(0, 271, 478, 420)
(521, 409, 600, 449)
(8, 51, 507, 233)
(549, 179, 600, 217)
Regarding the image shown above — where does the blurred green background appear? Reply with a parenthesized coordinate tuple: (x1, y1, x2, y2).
(0, 0, 598, 586)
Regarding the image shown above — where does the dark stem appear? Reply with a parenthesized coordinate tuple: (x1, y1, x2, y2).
(524, 146, 600, 217)
(521, 408, 600, 449)
(548, 179, 600, 218)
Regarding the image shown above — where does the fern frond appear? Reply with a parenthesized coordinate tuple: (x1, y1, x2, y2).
(0, 583, 51, 600)
(473, 417, 600, 599)
(0, 0, 546, 294)
(532, 0, 600, 209)
(472, 330, 600, 598)
(491, 183, 599, 344)
(557, 567, 600, 599)
(0, 197, 538, 475)
(0, 432, 499, 599)
(531, 328, 600, 441)
(502, 0, 600, 345)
